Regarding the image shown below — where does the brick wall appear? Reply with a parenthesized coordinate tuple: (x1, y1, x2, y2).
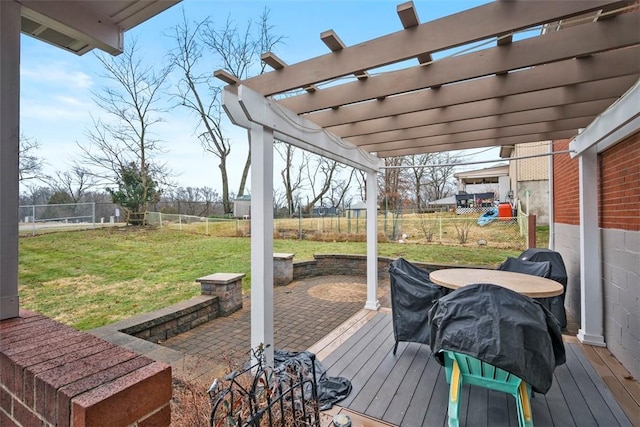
(553, 139, 580, 225)
(599, 132, 640, 231)
(0, 310, 172, 427)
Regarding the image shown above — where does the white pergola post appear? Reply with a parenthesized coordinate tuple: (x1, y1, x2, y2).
(365, 170, 380, 311)
(249, 123, 275, 366)
(0, 0, 21, 320)
(577, 145, 605, 346)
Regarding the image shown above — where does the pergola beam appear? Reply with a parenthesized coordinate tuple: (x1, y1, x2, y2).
(327, 76, 634, 138)
(397, 1, 432, 64)
(241, 0, 628, 95)
(320, 30, 368, 80)
(222, 85, 380, 173)
(378, 131, 577, 157)
(306, 48, 639, 127)
(344, 98, 616, 145)
(361, 117, 591, 152)
(280, 13, 639, 113)
(260, 52, 318, 92)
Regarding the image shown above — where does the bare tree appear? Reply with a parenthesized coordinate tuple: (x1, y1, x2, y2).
(50, 165, 96, 203)
(304, 156, 341, 211)
(424, 152, 460, 201)
(19, 135, 45, 182)
(379, 157, 409, 212)
(327, 168, 357, 211)
(275, 142, 308, 215)
(77, 40, 172, 224)
(167, 8, 283, 214)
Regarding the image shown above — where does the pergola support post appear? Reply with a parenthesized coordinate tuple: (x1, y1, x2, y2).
(0, 0, 21, 320)
(577, 146, 605, 346)
(365, 170, 380, 311)
(249, 123, 275, 367)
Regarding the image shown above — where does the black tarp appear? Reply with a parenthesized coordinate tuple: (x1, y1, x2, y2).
(429, 283, 566, 393)
(519, 248, 569, 328)
(389, 258, 446, 353)
(274, 350, 351, 410)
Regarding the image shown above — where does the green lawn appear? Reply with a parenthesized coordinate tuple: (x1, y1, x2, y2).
(19, 227, 525, 330)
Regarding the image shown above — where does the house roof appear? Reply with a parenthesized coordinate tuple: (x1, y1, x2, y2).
(218, 1, 639, 162)
(454, 164, 509, 179)
(20, 0, 181, 55)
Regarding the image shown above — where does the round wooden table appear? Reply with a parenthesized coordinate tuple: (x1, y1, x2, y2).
(429, 268, 564, 298)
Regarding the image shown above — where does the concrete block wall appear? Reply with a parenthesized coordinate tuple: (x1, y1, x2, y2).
(0, 310, 172, 427)
(553, 223, 582, 324)
(602, 228, 640, 380)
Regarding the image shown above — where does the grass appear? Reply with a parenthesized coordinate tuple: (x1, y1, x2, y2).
(19, 226, 533, 330)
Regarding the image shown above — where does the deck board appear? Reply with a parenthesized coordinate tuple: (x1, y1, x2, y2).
(322, 312, 633, 427)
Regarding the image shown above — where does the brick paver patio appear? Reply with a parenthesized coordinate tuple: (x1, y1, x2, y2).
(162, 275, 391, 378)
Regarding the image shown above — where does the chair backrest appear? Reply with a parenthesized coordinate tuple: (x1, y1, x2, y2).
(498, 256, 550, 278)
(443, 351, 522, 394)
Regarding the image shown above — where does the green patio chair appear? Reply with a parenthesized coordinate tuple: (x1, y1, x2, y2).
(442, 350, 533, 427)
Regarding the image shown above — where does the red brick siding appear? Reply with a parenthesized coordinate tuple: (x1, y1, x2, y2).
(0, 310, 172, 427)
(599, 131, 640, 231)
(553, 139, 581, 225)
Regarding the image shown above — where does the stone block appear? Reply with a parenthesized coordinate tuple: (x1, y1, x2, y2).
(196, 273, 244, 316)
(273, 253, 294, 286)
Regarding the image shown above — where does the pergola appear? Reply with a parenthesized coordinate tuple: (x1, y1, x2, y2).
(0, 0, 181, 319)
(216, 0, 640, 364)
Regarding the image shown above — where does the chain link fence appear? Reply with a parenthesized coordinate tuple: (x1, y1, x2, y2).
(146, 210, 528, 250)
(19, 202, 122, 236)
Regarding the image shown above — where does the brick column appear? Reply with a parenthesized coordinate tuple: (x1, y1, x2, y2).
(273, 253, 294, 286)
(196, 273, 244, 316)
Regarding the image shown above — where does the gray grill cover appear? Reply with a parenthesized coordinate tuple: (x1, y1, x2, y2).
(429, 283, 566, 393)
(389, 258, 445, 346)
(519, 248, 568, 328)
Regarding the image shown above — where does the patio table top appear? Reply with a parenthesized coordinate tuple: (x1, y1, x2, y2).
(430, 268, 564, 298)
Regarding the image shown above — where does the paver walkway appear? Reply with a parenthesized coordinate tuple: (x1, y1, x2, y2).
(162, 275, 391, 379)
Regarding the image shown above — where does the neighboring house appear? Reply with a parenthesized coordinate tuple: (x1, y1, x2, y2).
(552, 84, 639, 381)
(453, 164, 509, 214)
(346, 201, 369, 219)
(454, 164, 510, 200)
(500, 142, 551, 224)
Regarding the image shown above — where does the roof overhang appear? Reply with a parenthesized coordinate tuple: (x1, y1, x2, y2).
(19, 0, 181, 55)
(218, 0, 640, 163)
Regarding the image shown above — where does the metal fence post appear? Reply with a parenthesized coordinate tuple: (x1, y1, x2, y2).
(528, 214, 537, 249)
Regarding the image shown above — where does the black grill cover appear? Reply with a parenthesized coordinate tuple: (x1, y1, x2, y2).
(498, 257, 551, 278)
(429, 283, 566, 394)
(519, 249, 568, 328)
(389, 258, 445, 347)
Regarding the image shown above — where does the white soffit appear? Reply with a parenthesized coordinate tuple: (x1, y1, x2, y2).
(20, 0, 181, 55)
(570, 79, 640, 157)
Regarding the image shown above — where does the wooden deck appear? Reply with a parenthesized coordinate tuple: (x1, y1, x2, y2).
(315, 311, 636, 427)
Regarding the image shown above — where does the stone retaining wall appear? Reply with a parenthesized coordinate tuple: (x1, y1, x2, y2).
(118, 296, 220, 344)
(292, 254, 478, 280)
